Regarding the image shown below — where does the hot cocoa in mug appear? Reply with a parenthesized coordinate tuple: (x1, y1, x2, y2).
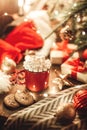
(24, 55, 51, 92)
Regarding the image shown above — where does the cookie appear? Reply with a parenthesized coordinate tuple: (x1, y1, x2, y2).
(15, 90, 34, 106)
(3, 94, 20, 109)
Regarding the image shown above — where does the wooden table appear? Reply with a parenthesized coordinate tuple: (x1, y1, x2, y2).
(0, 64, 82, 130)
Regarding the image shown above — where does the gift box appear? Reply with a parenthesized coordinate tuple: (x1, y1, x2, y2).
(50, 41, 77, 64)
(4, 84, 87, 130)
(61, 53, 87, 83)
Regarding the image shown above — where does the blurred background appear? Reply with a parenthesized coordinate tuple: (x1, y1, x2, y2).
(0, 0, 18, 15)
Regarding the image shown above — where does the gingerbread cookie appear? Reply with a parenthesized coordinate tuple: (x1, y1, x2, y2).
(3, 94, 20, 109)
(15, 90, 34, 106)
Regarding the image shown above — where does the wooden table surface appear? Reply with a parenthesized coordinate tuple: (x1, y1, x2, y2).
(0, 64, 82, 129)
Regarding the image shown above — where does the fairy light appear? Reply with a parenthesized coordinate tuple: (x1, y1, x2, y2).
(24, 18, 28, 22)
(4, 12, 8, 16)
(73, 3, 77, 7)
(77, 16, 81, 22)
(82, 31, 86, 35)
(43, 93, 48, 97)
(54, 10, 59, 16)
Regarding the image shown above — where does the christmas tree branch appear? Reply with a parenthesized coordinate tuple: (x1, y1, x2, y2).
(44, 0, 87, 40)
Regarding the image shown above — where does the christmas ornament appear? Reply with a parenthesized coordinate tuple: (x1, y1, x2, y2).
(55, 103, 76, 125)
(60, 25, 74, 41)
(82, 49, 87, 60)
(73, 89, 87, 112)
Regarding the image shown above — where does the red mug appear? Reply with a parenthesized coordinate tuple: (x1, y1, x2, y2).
(25, 70, 50, 92)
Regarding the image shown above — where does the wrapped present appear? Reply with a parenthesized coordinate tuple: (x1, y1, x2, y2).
(61, 53, 87, 83)
(4, 84, 87, 130)
(50, 41, 77, 64)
